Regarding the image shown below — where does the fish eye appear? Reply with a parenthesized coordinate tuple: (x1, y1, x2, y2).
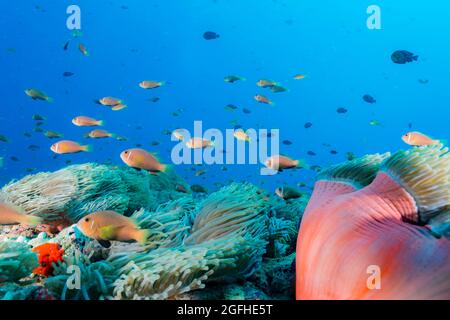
(85, 218, 89, 222)
(124, 151, 129, 154)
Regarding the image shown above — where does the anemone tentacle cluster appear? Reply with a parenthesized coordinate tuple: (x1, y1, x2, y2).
(1, 165, 303, 300)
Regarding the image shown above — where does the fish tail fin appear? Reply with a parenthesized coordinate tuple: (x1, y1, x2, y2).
(136, 229, 150, 245)
(25, 215, 43, 226)
(83, 133, 90, 139)
(46, 97, 54, 103)
(97, 120, 105, 126)
(159, 163, 169, 173)
(413, 55, 419, 61)
(82, 144, 93, 152)
(159, 81, 166, 86)
(439, 139, 448, 146)
(109, 133, 117, 139)
(295, 159, 310, 170)
(240, 77, 247, 81)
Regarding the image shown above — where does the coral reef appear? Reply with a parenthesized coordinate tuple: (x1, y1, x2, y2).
(32, 243, 65, 277)
(296, 144, 450, 299)
(0, 282, 54, 300)
(0, 240, 38, 283)
(0, 164, 306, 300)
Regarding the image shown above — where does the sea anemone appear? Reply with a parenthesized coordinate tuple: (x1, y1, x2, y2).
(108, 183, 270, 299)
(185, 183, 269, 244)
(296, 144, 450, 299)
(130, 196, 196, 249)
(0, 163, 189, 223)
(0, 240, 38, 283)
(109, 235, 266, 300)
(44, 251, 117, 300)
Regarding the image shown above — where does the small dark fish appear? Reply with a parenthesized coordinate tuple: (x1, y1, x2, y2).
(408, 123, 413, 129)
(269, 85, 288, 93)
(135, 143, 143, 147)
(24, 132, 32, 138)
(10, 156, 19, 161)
(418, 79, 429, 84)
(203, 31, 220, 40)
(234, 124, 243, 129)
(150, 97, 160, 103)
(307, 151, 316, 156)
(282, 140, 293, 145)
(310, 165, 322, 172)
(304, 122, 313, 129)
(336, 107, 348, 114)
(35, 122, 44, 127)
(242, 108, 251, 114)
(63, 41, 70, 51)
(65, 160, 72, 165)
(150, 141, 160, 146)
(0, 135, 9, 142)
(276, 186, 303, 200)
(32, 114, 46, 121)
(362, 94, 376, 104)
(25, 168, 36, 173)
(330, 150, 338, 155)
(191, 184, 208, 193)
(224, 75, 245, 83)
(346, 152, 356, 161)
(33, 127, 44, 133)
(63, 71, 74, 77)
(135, 126, 143, 130)
(391, 50, 418, 64)
(224, 104, 238, 111)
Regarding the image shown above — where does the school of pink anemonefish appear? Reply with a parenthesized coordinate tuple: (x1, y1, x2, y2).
(15, 45, 445, 201)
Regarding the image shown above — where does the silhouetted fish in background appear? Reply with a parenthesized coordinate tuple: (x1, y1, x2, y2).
(391, 50, 418, 64)
(362, 94, 376, 103)
(203, 31, 220, 40)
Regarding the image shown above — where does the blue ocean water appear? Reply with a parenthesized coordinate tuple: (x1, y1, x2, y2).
(0, 0, 448, 192)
